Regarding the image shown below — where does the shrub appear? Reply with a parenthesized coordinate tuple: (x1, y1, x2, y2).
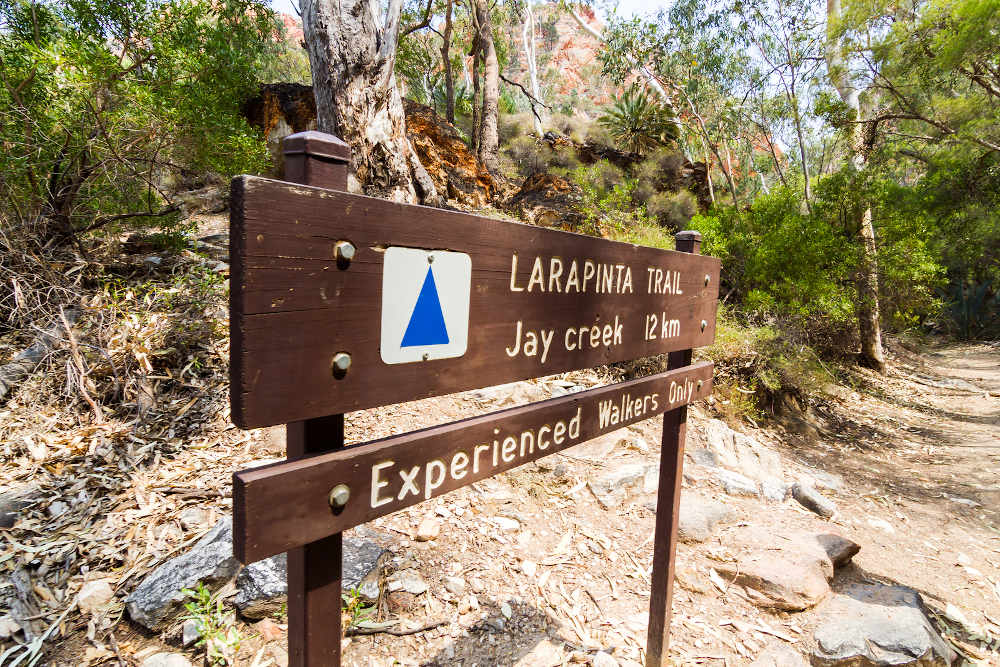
(501, 136, 552, 178)
(646, 190, 698, 229)
(597, 85, 679, 155)
(500, 112, 536, 143)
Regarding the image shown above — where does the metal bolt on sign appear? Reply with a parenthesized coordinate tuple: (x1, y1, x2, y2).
(334, 240, 356, 262)
(328, 484, 350, 508)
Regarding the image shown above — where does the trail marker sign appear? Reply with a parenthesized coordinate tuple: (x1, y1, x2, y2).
(380, 247, 471, 364)
(229, 130, 720, 667)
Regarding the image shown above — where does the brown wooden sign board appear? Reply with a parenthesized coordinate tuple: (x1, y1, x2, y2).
(234, 361, 713, 563)
(230, 130, 720, 667)
(230, 175, 720, 428)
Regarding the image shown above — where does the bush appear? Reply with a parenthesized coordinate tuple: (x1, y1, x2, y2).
(646, 190, 698, 229)
(501, 136, 552, 178)
(597, 85, 679, 154)
(500, 112, 536, 143)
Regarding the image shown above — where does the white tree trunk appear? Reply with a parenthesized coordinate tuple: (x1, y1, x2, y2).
(475, 0, 500, 176)
(522, 0, 544, 135)
(302, 0, 439, 204)
(826, 0, 885, 372)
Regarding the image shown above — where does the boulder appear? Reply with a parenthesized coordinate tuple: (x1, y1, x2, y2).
(677, 493, 733, 543)
(589, 464, 657, 508)
(717, 469, 760, 497)
(234, 553, 286, 620)
(125, 518, 240, 631)
(714, 529, 860, 612)
(811, 584, 958, 666)
(700, 419, 784, 482)
(234, 532, 390, 619)
(505, 172, 585, 228)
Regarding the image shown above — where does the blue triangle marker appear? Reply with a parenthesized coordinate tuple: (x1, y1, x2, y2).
(401, 267, 450, 347)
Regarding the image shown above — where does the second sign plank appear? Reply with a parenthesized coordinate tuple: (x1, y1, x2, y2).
(231, 176, 720, 427)
(233, 361, 713, 563)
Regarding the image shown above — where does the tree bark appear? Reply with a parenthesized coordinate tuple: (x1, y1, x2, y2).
(441, 0, 456, 124)
(522, 0, 544, 135)
(826, 0, 885, 372)
(301, 0, 439, 205)
(474, 0, 500, 176)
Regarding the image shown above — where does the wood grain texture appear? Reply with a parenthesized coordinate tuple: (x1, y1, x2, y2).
(230, 175, 721, 427)
(233, 361, 713, 563)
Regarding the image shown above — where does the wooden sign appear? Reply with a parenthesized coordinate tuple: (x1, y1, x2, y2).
(233, 361, 713, 563)
(230, 175, 720, 428)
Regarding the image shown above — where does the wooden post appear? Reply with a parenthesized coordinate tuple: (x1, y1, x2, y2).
(281, 131, 351, 667)
(645, 229, 701, 667)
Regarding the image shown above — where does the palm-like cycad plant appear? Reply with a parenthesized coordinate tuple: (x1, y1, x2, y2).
(598, 85, 679, 154)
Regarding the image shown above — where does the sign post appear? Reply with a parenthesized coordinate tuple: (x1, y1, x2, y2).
(229, 131, 720, 667)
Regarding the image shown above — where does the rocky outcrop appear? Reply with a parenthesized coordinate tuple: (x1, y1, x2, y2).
(504, 172, 584, 228)
(402, 99, 497, 208)
(243, 85, 495, 208)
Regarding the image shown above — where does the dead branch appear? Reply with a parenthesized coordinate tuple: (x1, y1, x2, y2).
(0, 309, 78, 403)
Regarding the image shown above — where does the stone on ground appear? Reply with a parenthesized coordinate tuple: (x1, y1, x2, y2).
(811, 583, 958, 666)
(792, 482, 837, 518)
(125, 518, 240, 631)
(589, 463, 656, 508)
(514, 638, 565, 666)
(677, 492, 733, 543)
(181, 618, 203, 647)
(416, 517, 441, 541)
(761, 477, 790, 502)
(140, 653, 194, 667)
(717, 469, 760, 497)
(749, 644, 810, 666)
(714, 529, 860, 611)
(0, 482, 40, 528)
(592, 651, 619, 666)
(700, 419, 784, 481)
(234, 553, 286, 620)
(77, 579, 115, 615)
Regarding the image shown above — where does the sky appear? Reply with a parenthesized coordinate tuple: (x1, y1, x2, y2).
(268, 0, 666, 21)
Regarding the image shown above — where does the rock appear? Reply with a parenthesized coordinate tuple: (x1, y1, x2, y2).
(761, 478, 789, 502)
(388, 569, 427, 595)
(269, 646, 289, 667)
(689, 448, 718, 467)
(792, 483, 836, 518)
(493, 516, 520, 532)
(125, 518, 240, 631)
(590, 463, 656, 508)
(178, 507, 209, 531)
(403, 99, 497, 207)
(505, 172, 585, 228)
(0, 483, 40, 528)
(443, 576, 466, 595)
(416, 517, 441, 542)
(181, 618, 203, 647)
(811, 584, 958, 666)
(521, 560, 537, 577)
(866, 517, 895, 534)
(0, 614, 21, 640)
(234, 553, 286, 620)
(343, 532, 391, 602)
(749, 644, 810, 666)
(677, 493, 732, 543)
(514, 638, 565, 666)
(714, 530, 859, 611)
(140, 653, 194, 667)
(47, 500, 69, 518)
(469, 577, 485, 593)
(593, 651, 619, 666)
(717, 469, 759, 497)
(500, 601, 513, 619)
(814, 534, 860, 568)
(77, 580, 115, 615)
(255, 617, 284, 642)
(701, 419, 784, 481)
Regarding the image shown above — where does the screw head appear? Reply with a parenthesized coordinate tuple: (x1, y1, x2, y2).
(332, 352, 352, 372)
(700, 320, 707, 332)
(704, 274, 711, 286)
(427, 254, 435, 264)
(422, 352, 430, 361)
(329, 484, 350, 508)
(697, 380, 704, 391)
(335, 240, 356, 261)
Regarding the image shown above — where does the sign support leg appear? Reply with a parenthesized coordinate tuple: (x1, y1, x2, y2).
(280, 131, 353, 667)
(645, 230, 701, 667)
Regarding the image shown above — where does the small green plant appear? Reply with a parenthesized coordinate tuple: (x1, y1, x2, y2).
(182, 583, 242, 666)
(341, 587, 375, 627)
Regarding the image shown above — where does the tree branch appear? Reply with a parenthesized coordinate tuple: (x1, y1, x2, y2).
(79, 206, 180, 234)
(401, 0, 435, 38)
(499, 72, 552, 126)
